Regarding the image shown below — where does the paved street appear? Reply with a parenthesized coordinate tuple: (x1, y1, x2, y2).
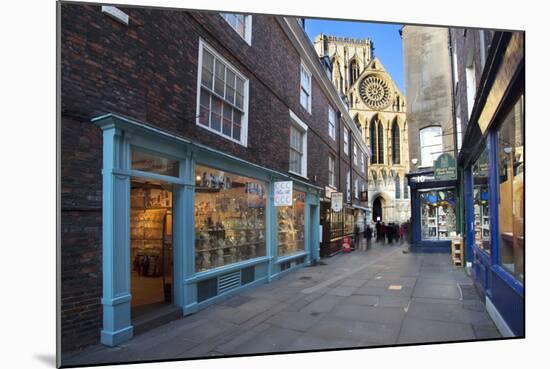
(63, 242, 500, 366)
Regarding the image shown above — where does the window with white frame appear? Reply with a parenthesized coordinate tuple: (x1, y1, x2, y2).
(289, 110, 308, 177)
(328, 154, 335, 187)
(354, 178, 359, 199)
(197, 41, 248, 145)
(221, 13, 252, 45)
(346, 170, 351, 201)
(361, 152, 365, 173)
(300, 63, 312, 113)
(328, 106, 336, 140)
(419, 126, 443, 167)
(353, 141, 358, 165)
(361, 182, 365, 194)
(343, 126, 349, 155)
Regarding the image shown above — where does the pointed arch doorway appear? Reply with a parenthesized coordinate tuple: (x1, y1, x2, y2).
(373, 196, 383, 222)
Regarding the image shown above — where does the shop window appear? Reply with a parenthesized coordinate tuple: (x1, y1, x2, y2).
(220, 13, 252, 45)
(198, 41, 248, 145)
(277, 190, 306, 257)
(343, 126, 349, 155)
(419, 126, 442, 167)
(300, 63, 312, 113)
(131, 149, 179, 177)
(328, 106, 336, 140)
(497, 96, 524, 282)
(420, 189, 456, 240)
(404, 177, 409, 199)
(473, 142, 491, 253)
(194, 165, 267, 272)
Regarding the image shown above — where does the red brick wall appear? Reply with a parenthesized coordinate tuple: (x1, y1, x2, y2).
(60, 3, 367, 352)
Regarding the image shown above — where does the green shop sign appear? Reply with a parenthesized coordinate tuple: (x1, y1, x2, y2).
(434, 153, 457, 181)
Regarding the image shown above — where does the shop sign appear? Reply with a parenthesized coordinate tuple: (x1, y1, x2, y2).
(274, 181, 293, 206)
(410, 174, 434, 183)
(325, 186, 336, 199)
(434, 153, 457, 181)
(331, 192, 343, 212)
(360, 191, 368, 202)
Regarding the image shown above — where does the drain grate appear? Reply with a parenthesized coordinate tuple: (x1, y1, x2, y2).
(458, 284, 481, 300)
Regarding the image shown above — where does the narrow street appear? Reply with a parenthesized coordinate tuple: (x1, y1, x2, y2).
(64, 243, 500, 366)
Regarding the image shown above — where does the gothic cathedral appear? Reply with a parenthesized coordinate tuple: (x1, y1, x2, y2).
(314, 34, 411, 223)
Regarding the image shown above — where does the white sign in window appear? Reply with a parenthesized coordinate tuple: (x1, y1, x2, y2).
(274, 181, 293, 207)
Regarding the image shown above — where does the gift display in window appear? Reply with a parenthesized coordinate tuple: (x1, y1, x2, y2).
(278, 190, 305, 257)
(194, 165, 267, 272)
(420, 189, 456, 240)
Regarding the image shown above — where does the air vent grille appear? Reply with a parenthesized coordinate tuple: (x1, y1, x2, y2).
(218, 270, 242, 294)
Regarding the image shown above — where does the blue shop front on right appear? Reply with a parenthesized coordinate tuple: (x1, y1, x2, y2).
(458, 32, 524, 337)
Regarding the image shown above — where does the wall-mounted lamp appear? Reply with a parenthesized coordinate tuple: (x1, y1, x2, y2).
(503, 147, 513, 154)
(411, 158, 418, 166)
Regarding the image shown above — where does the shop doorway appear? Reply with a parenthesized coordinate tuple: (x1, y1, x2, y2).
(373, 196, 383, 222)
(130, 178, 174, 320)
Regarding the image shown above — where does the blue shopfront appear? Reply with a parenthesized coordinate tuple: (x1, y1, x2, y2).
(406, 170, 457, 253)
(94, 113, 321, 346)
(458, 32, 524, 337)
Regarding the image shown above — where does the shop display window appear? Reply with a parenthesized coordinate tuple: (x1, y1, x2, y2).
(194, 165, 267, 272)
(497, 96, 524, 283)
(473, 143, 491, 253)
(132, 148, 179, 177)
(420, 189, 456, 240)
(278, 190, 305, 257)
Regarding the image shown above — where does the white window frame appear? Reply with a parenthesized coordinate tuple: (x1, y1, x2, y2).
(220, 13, 252, 45)
(419, 126, 443, 168)
(354, 178, 359, 199)
(196, 39, 249, 146)
(289, 110, 308, 178)
(328, 106, 336, 140)
(343, 126, 349, 156)
(300, 62, 312, 114)
(328, 154, 335, 187)
(361, 152, 365, 173)
(353, 141, 358, 165)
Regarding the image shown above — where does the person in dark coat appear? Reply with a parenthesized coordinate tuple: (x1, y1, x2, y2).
(375, 221, 381, 242)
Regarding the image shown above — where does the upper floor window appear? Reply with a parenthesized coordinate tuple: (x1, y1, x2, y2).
(354, 178, 359, 199)
(221, 13, 252, 45)
(377, 120, 384, 164)
(346, 170, 351, 202)
(350, 59, 360, 86)
(343, 126, 349, 155)
(370, 120, 377, 164)
(328, 154, 336, 187)
(353, 141, 358, 165)
(300, 63, 312, 113)
(328, 106, 336, 140)
(361, 152, 365, 173)
(197, 40, 248, 145)
(419, 126, 442, 167)
(289, 110, 308, 177)
(395, 175, 401, 199)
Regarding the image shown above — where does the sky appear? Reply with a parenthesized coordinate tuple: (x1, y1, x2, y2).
(304, 19, 405, 93)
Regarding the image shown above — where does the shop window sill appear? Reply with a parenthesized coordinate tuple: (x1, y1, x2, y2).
(186, 256, 270, 284)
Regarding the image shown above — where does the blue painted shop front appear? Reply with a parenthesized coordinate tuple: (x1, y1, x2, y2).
(406, 170, 457, 253)
(94, 114, 321, 346)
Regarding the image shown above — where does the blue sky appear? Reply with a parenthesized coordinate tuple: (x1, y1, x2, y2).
(304, 19, 405, 93)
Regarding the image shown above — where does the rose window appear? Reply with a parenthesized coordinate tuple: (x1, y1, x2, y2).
(359, 75, 392, 109)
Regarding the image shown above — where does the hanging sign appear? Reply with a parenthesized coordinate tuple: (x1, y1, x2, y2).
(434, 153, 457, 181)
(331, 192, 344, 212)
(274, 181, 293, 206)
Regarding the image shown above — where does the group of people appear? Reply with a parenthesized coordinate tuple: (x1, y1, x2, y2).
(366, 221, 409, 245)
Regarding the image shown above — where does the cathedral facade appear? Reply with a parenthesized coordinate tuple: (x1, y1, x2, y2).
(314, 34, 411, 224)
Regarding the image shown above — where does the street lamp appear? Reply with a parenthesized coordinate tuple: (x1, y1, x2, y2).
(411, 158, 418, 166)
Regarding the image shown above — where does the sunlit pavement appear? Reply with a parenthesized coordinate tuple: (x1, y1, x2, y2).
(63, 241, 500, 366)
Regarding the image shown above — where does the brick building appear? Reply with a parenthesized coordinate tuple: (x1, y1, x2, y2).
(59, 3, 368, 353)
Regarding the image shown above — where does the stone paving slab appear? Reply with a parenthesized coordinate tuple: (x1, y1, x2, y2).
(62, 243, 503, 366)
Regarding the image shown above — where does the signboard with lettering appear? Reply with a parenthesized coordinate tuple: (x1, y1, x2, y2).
(434, 153, 457, 181)
(274, 181, 293, 206)
(331, 192, 343, 212)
